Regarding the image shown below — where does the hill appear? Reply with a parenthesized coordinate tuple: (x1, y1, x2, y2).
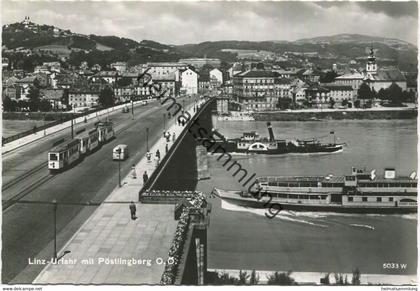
(2, 21, 417, 72)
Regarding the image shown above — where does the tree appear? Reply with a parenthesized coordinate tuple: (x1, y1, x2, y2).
(249, 270, 260, 285)
(238, 270, 250, 285)
(267, 271, 296, 285)
(277, 98, 293, 110)
(321, 273, 330, 285)
(99, 86, 115, 107)
(116, 77, 133, 87)
(329, 97, 335, 109)
(388, 82, 403, 105)
(377, 88, 387, 100)
(28, 85, 40, 111)
(352, 268, 361, 285)
(39, 99, 52, 112)
(357, 83, 373, 100)
(3, 97, 16, 112)
(61, 89, 69, 105)
(320, 70, 338, 83)
(214, 272, 238, 285)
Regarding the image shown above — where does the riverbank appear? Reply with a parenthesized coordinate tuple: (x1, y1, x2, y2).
(252, 108, 417, 121)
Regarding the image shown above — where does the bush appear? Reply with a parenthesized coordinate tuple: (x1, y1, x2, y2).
(267, 271, 296, 285)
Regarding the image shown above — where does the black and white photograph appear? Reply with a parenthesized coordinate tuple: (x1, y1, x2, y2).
(1, 0, 418, 288)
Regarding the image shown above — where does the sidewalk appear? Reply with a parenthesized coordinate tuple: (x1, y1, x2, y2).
(34, 99, 205, 284)
(2, 100, 152, 155)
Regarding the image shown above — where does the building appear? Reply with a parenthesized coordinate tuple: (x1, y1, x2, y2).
(216, 96, 230, 115)
(40, 89, 65, 109)
(180, 67, 198, 95)
(209, 68, 223, 88)
(69, 86, 100, 108)
(322, 84, 354, 104)
(111, 62, 127, 73)
(16, 76, 37, 100)
(334, 71, 364, 95)
(198, 74, 211, 94)
(146, 62, 187, 76)
(114, 86, 134, 103)
(233, 70, 281, 111)
(178, 58, 221, 69)
(2, 76, 20, 100)
(304, 83, 330, 108)
(92, 71, 119, 85)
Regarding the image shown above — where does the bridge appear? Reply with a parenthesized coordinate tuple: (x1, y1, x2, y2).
(3, 96, 215, 285)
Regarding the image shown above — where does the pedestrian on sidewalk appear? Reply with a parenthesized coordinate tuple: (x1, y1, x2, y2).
(143, 171, 148, 184)
(165, 143, 169, 153)
(129, 202, 137, 220)
(146, 151, 151, 162)
(131, 164, 137, 179)
(156, 149, 160, 160)
(172, 132, 176, 142)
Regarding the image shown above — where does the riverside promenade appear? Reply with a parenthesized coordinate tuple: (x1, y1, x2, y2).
(2, 99, 152, 154)
(34, 98, 205, 284)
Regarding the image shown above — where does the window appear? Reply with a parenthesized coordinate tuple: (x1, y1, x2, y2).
(362, 197, 368, 202)
(389, 197, 394, 202)
(348, 197, 353, 202)
(49, 153, 58, 161)
(377, 197, 382, 202)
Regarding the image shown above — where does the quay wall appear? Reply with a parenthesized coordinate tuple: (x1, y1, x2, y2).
(253, 109, 417, 121)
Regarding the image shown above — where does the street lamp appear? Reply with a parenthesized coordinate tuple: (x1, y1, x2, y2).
(131, 97, 134, 120)
(146, 127, 149, 152)
(116, 148, 122, 187)
(43, 113, 46, 136)
(163, 113, 166, 134)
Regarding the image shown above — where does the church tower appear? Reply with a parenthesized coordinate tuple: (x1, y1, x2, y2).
(366, 47, 377, 75)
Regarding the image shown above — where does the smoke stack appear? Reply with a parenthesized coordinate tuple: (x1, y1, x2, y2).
(267, 122, 275, 141)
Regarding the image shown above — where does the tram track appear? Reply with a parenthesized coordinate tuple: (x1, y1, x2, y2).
(2, 162, 48, 191)
(2, 173, 57, 211)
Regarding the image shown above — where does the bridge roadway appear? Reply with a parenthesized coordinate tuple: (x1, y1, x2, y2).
(2, 96, 196, 283)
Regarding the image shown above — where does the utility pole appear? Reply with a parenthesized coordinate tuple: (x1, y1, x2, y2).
(53, 199, 57, 260)
(146, 127, 149, 152)
(163, 113, 166, 133)
(71, 114, 74, 139)
(117, 149, 122, 187)
(131, 98, 134, 120)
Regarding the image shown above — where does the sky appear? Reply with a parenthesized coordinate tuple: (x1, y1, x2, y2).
(2, 1, 418, 45)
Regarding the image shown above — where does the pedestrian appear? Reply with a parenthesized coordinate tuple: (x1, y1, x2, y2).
(172, 132, 176, 142)
(143, 171, 148, 184)
(129, 201, 137, 220)
(156, 149, 160, 159)
(131, 164, 137, 179)
(165, 143, 169, 153)
(146, 151, 151, 162)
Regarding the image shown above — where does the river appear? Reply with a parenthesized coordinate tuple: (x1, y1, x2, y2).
(196, 119, 417, 278)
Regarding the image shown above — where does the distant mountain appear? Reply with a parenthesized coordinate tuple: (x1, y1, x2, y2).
(2, 21, 417, 72)
(294, 33, 415, 50)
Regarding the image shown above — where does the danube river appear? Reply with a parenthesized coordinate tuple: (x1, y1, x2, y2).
(196, 119, 417, 277)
